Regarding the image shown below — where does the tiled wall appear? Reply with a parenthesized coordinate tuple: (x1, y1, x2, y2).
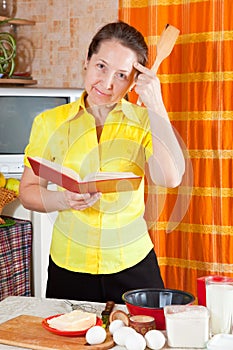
(12, 0, 118, 88)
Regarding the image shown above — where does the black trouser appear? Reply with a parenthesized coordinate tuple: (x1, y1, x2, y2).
(46, 249, 164, 304)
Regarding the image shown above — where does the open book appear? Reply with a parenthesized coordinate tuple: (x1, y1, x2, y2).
(28, 156, 142, 194)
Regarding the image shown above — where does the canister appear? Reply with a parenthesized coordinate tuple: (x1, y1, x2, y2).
(164, 305, 209, 348)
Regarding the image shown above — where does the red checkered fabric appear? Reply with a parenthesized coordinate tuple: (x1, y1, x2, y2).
(0, 217, 32, 301)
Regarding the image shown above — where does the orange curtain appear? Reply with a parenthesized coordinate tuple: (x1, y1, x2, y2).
(119, 0, 233, 299)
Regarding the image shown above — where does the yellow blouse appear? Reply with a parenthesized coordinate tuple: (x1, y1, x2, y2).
(24, 92, 154, 274)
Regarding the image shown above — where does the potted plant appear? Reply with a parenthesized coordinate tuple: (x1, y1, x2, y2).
(0, 18, 16, 77)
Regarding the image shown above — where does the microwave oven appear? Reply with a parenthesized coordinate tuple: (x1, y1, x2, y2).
(0, 87, 83, 177)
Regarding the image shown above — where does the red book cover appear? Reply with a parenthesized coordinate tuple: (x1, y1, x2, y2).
(28, 156, 142, 194)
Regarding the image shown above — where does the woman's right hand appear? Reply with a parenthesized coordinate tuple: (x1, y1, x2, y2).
(62, 190, 101, 211)
(20, 166, 101, 212)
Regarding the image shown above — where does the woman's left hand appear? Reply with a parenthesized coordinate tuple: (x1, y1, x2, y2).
(133, 62, 167, 116)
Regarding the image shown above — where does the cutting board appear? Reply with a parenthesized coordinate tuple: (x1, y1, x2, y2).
(0, 315, 114, 349)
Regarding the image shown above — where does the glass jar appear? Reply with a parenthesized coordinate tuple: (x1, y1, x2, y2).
(0, 0, 16, 18)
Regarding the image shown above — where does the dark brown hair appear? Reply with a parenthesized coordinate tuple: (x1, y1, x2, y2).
(87, 21, 148, 66)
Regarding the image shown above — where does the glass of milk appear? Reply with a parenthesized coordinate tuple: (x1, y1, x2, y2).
(206, 276, 233, 335)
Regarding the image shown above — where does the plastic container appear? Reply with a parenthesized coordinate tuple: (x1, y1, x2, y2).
(207, 334, 233, 350)
(164, 305, 210, 348)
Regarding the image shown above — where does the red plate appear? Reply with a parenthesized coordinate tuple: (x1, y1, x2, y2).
(42, 314, 102, 336)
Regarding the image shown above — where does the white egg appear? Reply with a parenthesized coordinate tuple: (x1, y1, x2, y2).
(144, 329, 166, 350)
(111, 346, 127, 350)
(113, 326, 136, 346)
(85, 325, 107, 345)
(125, 331, 146, 350)
(109, 319, 125, 334)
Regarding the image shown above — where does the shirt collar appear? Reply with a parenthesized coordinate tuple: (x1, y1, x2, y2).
(113, 98, 141, 124)
(66, 91, 87, 121)
(67, 91, 141, 124)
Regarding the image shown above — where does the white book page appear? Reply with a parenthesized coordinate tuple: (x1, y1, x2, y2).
(33, 157, 81, 181)
(84, 172, 139, 182)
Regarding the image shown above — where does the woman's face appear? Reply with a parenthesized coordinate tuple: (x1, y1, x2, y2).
(84, 40, 137, 107)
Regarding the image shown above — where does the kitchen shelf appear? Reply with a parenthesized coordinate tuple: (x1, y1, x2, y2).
(0, 16, 36, 85)
(0, 16, 35, 25)
(0, 78, 37, 85)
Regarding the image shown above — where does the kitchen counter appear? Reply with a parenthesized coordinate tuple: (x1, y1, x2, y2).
(0, 296, 207, 349)
(0, 296, 126, 350)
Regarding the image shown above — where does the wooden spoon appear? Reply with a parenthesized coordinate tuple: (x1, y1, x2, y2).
(151, 23, 180, 74)
(137, 24, 180, 105)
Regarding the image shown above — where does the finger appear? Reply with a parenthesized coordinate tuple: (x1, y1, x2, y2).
(134, 62, 155, 77)
(65, 190, 91, 201)
(75, 193, 101, 210)
(80, 193, 91, 200)
(86, 192, 101, 205)
(71, 200, 94, 210)
(74, 204, 90, 211)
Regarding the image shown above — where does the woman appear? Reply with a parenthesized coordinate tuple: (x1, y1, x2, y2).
(19, 21, 185, 303)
